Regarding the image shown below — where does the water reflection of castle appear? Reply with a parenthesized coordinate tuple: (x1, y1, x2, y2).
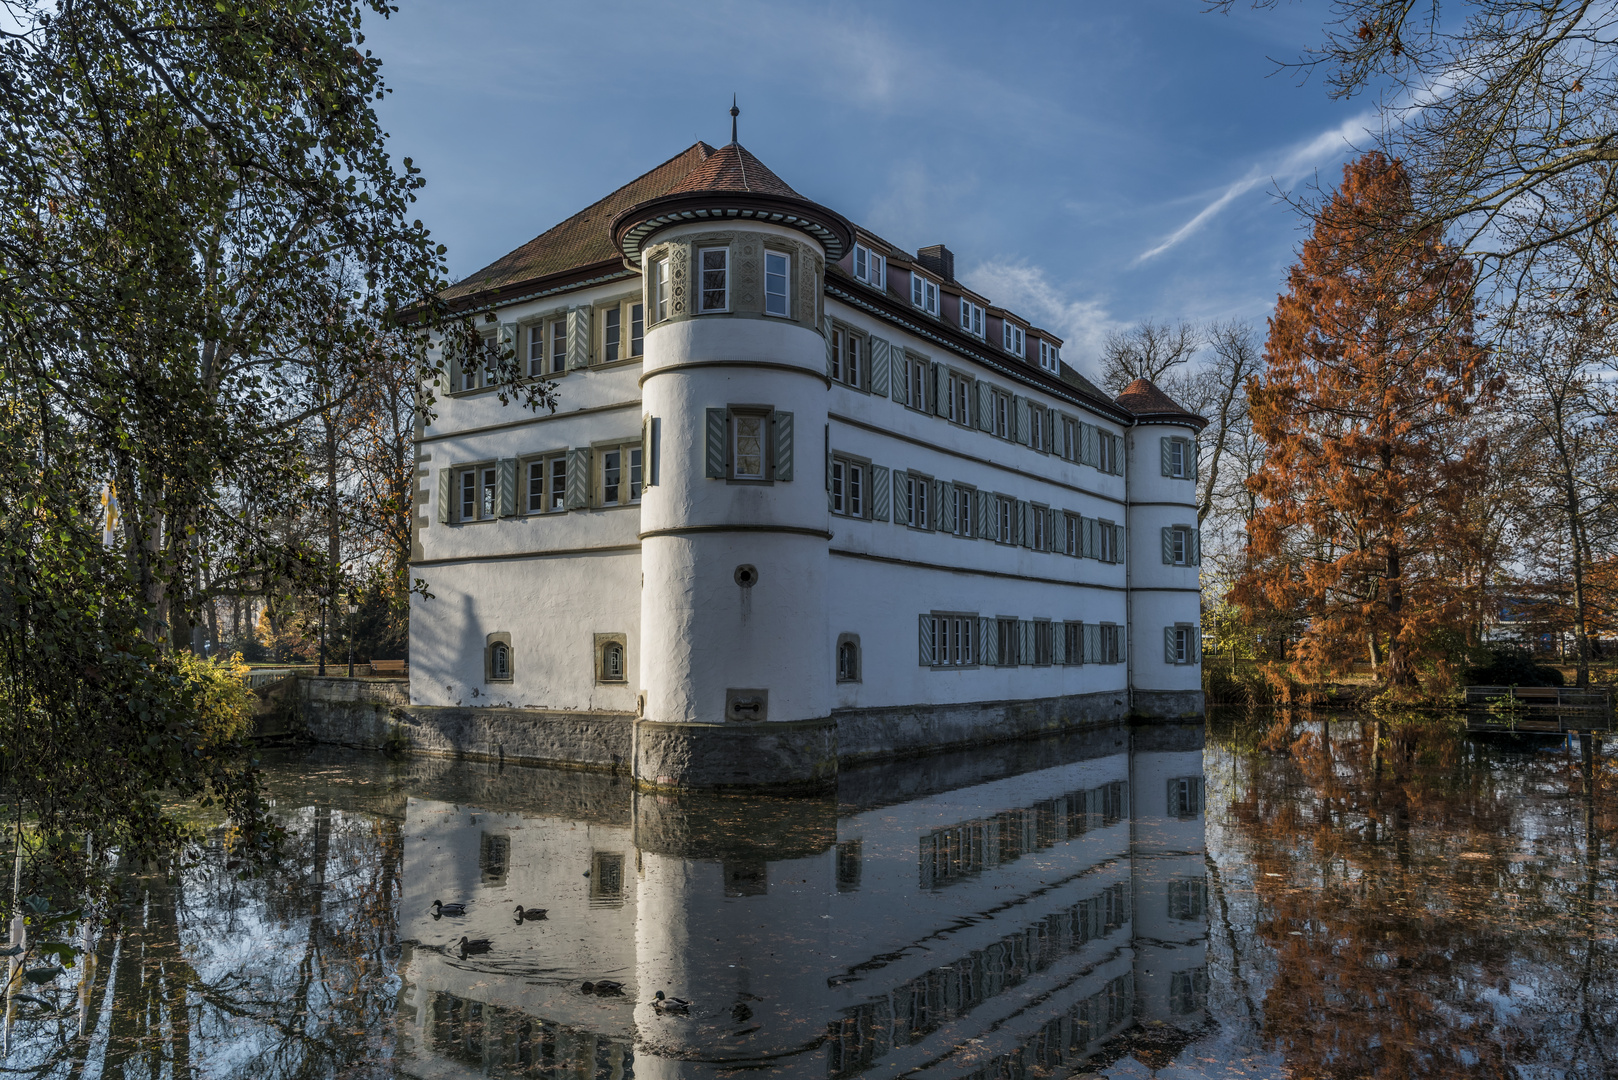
(395, 725, 1207, 1078)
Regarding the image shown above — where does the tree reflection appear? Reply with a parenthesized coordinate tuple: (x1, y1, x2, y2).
(6, 808, 403, 1079)
(1209, 713, 1617, 1079)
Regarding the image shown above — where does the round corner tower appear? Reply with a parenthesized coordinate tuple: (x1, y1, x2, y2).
(1118, 378, 1207, 721)
(611, 142, 853, 792)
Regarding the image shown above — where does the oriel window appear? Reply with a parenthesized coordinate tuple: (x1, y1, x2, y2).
(764, 251, 790, 316)
(698, 248, 728, 313)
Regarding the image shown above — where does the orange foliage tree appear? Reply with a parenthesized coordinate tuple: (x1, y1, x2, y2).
(1235, 153, 1496, 691)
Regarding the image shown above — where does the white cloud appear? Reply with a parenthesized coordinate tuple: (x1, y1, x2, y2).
(1134, 109, 1379, 264)
(960, 260, 1123, 376)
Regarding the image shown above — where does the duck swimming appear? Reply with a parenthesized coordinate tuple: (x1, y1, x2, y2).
(457, 936, 492, 956)
(514, 905, 548, 922)
(431, 900, 467, 918)
(653, 990, 691, 1014)
(582, 980, 624, 995)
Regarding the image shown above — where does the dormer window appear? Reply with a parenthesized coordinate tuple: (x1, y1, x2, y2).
(960, 299, 985, 338)
(852, 243, 885, 289)
(1003, 323, 1025, 358)
(1038, 339, 1061, 375)
(911, 274, 939, 316)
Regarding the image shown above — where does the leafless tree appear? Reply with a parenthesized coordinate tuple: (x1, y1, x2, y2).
(1099, 319, 1201, 394)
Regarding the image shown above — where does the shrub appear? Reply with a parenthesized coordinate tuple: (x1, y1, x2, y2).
(175, 651, 254, 744)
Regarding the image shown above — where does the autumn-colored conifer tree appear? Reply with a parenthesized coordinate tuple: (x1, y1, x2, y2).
(1236, 153, 1494, 691)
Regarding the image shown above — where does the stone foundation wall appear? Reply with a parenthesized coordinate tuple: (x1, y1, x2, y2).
(291, 677, 1200, 791)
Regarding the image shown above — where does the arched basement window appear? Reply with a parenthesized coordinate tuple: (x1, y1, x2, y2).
(836, 634, 861, 683)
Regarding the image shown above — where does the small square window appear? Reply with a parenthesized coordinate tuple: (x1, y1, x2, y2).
(595, 633, 628, 684)
(698, 247, 728, 313)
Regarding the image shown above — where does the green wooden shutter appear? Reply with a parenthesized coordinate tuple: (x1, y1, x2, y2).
(1016, 501, 1030, 547)
(1160, 437, 1172, 476)
(1111, 435, 1124, 475)
(976, 380, 994, 432)
(497, 458, 517, 517)
(1014, 396, 1030, 445)
(939, 481, 955, 533)
(892, 470, 907, 524)
(869, 337, 890, 396)
(436, 467, 452, 524)
(705, 408, 728, 478)
(1084, 623, 1100, 664)
(1044, 409, 1056, 453)
(933, 363, 949, 417)
(1052, 621, 1066, 665)
(1019, 620, 1034, 665)
(772, 411, 794, 481)
(1165, 626, 1177, 664)
(871, 465, 890, 522)
(566, 306, 591, 369)
(918, 614, 934, 666)
(979, 618, 998, 665)
(498, 323, 518, 375)
(975, 489, 989, 538)
(1162, 527, 1175, 564)
(565, 448, 590, 509)
(1116, 623, 1126, 663)
(1191, 527, 1201, 566)
(824, 424, 832, 508)
(1114, 524, 1125, 564)
(823, 315, 835, 378)
(891, 349, 908, 404)
(642, 416, 655, 488)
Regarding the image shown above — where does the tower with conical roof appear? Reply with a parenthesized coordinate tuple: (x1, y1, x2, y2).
(611, 129, 853, 783)
(1116, 378, 1206, 716)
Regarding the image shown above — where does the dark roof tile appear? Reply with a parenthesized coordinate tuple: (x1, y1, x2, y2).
(442, 142, 717, 302)
(1115, 377, 1203, 423)
(665, 142, 800, 197)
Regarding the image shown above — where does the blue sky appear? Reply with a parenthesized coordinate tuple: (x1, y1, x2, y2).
(364, 1, 1374, 378)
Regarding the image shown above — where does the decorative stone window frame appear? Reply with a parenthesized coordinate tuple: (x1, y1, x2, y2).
(643, 231, 822, 329)
(762, 244, 793, 319)
(594, 632, 628, 685)
(836, 633, 861, 683)
(485, 632, 513, 683)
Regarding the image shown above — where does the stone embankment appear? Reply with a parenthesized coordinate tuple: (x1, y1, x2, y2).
(264, 676, 1194, 789)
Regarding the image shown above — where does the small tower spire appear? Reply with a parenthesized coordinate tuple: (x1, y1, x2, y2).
(730, 95, 739, 145)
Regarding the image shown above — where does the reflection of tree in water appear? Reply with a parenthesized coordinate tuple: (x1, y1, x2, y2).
(6, 806, 403, 1079)
(1209, 712, 1617, 1079)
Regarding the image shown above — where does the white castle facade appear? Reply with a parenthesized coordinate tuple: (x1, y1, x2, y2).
(409, 138, 1204, 790)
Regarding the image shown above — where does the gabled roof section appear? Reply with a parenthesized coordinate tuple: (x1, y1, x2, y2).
(665, 142, 800, 198)
(1115, 377, 1207, 428)
(442, 142, 717, 303)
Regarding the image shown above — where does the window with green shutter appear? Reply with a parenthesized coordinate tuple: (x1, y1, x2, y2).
(436, 467, 452, 524)
(871, 465, 891, 522)
(868, 336, 891, 396)
(496, 459, 517, 517)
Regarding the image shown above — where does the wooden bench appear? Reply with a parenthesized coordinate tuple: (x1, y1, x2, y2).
(369, 659, 408, 676)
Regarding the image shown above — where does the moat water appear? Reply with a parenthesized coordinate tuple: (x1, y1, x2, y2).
(5, 710, 1615, 1079)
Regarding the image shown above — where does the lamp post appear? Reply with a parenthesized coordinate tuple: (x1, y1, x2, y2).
(346, 594, 358, 678)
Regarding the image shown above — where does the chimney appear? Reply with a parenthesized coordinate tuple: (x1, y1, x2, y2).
(915, 244, 955, 282)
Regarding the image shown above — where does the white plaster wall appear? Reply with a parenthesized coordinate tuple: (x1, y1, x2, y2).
(409, 552, 640, 709)
(829, 557, 1128, 710)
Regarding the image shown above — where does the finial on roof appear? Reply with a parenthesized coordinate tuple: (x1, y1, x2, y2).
(730, 95, 739, 145)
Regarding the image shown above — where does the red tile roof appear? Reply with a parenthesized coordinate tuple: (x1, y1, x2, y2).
(442, 142, 717, 303)
(665, 142, 801, 198)
(1115, 378, 1203, 424)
